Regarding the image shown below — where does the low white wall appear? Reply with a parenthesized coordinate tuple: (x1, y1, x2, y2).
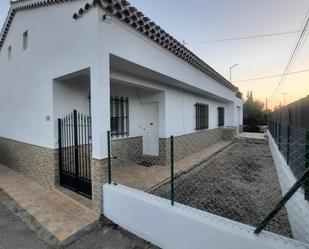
(103, 184, 307, 249)
(268, 131, 309, 244)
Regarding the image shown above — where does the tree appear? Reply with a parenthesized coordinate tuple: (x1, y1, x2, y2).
(243, 91, 268, 129)
(273, 103, 283, 111)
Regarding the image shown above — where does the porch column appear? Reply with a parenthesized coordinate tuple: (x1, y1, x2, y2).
(90, 54, 110, 213)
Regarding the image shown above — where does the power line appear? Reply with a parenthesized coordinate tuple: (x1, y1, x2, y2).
(235, 69, 309, 83)
(270, 10, 309, 98)
(184, 30, 304, 45)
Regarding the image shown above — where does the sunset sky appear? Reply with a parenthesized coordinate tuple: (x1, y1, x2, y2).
(1, 0, 308, 109)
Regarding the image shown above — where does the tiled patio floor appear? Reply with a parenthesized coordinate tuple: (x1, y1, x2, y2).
(0, 164, 99, 242)
(55, 185, 93, 210)
(112, 141, 232, 191)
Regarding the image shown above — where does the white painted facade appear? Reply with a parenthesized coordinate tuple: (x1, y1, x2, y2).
(103, 184, 308, 249)
(0, 0, 243, 160)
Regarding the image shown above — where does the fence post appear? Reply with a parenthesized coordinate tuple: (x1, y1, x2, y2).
(73, 110, 80, 191)
(107, 130, 112, 184)
(170, 135, 174, 206)
(274, 121, 277, 140)
(287, 125, 291, 165)
(271, 120, 273, 136)
(278, 122, 281, 151)
(255, 165, 309, 234)
(58, 118, 63, 185)
(305, 131, 309, 200)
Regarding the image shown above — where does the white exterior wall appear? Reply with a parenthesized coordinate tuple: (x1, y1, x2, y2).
(100, 10, 242, 139)
(53, 77, 90, 145)
(53, 78, 90, 119)
(103, 184, 308, 249)
(0, 1, 243, 159)
(0, 1, 100, 149)
(98, 10, 242, 114)
(164, 89, 233, 136)
(111, 71, 236, 139)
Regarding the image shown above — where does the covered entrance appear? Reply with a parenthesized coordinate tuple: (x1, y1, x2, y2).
(53, 68, 92, 199)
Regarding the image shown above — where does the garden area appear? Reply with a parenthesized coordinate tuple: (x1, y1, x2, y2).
(151, 137, 292, 237)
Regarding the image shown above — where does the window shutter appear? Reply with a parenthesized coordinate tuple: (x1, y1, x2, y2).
(195, 103, 209, 130)
(110, 96, 129, 137)
(218, 107, 224, 127)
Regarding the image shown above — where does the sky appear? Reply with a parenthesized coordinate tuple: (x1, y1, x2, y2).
(1, 0, 309, 109)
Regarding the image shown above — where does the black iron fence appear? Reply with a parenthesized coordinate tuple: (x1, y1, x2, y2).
(58, 110, 92, 198)
(253, 96, 309, 237)
(268, 96, 309, 186)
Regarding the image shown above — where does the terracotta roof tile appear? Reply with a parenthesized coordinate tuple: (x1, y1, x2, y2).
(0, 0, 239, 92)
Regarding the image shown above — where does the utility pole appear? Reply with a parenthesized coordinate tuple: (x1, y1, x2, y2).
(229, 64, 239, 83)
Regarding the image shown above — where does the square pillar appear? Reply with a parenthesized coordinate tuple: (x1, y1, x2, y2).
(90, 54, 110, 213)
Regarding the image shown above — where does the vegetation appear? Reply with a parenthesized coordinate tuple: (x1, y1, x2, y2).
(243, 91, 271, 132)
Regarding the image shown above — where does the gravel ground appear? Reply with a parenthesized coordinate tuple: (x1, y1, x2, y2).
(151, 138, 292, 237)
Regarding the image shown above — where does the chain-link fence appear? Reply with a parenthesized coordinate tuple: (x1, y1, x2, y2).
(107, 127, 235, 191)
(106, 125, 309, 244)
(152, 134, 294, 238)
(269, 121, 308, 182)
(262, 117, 309, 243)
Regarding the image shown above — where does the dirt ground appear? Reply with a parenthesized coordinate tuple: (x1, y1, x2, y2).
(151, 138, 292, 237)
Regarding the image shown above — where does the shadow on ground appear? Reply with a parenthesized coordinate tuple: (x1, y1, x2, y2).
(0, 188, 159, 249)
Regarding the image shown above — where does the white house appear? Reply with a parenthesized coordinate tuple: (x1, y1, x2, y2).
(0, 0, 243, 213)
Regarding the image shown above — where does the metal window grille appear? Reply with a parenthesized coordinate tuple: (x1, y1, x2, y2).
(218, 107, 225, 127)
(23, 30, 28, 50)
(195, 102, 209, 130)
(110, 96, 129, 137)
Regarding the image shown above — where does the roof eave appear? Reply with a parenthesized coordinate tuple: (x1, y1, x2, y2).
(1, 0, 239, 93)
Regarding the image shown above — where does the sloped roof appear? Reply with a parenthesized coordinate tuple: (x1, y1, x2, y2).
(0, 0, 74, 50)
(0, 0, 239, 92)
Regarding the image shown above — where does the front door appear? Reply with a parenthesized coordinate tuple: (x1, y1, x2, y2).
(141, 103, 159, 156)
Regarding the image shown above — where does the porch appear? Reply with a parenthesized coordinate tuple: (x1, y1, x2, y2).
(111, 140, 231, 191)
(51, 55, 238, 213)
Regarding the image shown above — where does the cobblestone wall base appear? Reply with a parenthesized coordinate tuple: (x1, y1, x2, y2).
(0, 137, 58, 189)
(91, 158, 108, 214)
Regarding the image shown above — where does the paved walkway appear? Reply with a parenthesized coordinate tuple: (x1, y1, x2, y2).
(238, 132, 267, 140)
(0, 190, 158, 249)
(112, 141, 231, 191)
(0, 164, 99, 242)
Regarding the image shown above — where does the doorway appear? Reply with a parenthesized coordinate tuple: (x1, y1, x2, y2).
(141, 102, 159, 156)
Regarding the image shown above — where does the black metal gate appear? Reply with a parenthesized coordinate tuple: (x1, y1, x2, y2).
(58, 110, 92, 198)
